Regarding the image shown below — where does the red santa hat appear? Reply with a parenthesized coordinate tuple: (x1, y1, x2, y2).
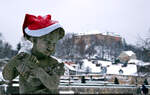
(22, 14, 63, 37)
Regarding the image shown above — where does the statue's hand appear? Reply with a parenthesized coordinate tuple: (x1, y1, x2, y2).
(16, 52, 39, 76)
(2, 55, 20, 80)
(2, 52, 39, 80)
(53, 63, 65, 76)
(16, 63, 30, 78)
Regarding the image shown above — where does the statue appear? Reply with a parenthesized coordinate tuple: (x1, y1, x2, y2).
(2, 14, 65, 94)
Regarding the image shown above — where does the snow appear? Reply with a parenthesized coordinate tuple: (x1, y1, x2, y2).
(124, 51, 135, 57)
(102, 32, 121, 37)
(51, 56, 63, 63)
(107, 64, 122, 75)
(82, 59, 137, 75)
(77, 29, 100, 35)
(98, 60, 111, 67)
(82, 59, 101, 73)
(77, 30, 120, 38)
(0, 71, 3, 80)
(59, 90, 74, 94)
(121, 64, 137, 75)
(64, 64, 76, 71)
(107, 64, 137, 75)
(137, 62, 150, 66)
(128, 59, 142, 64)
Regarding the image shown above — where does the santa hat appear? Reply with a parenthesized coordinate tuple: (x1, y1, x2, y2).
(23, 14, 63, 37)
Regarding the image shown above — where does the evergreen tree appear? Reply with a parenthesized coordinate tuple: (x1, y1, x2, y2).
(17, 42, 21, 52)
(144, 79, 149, 85)
(114, 77, 119, 84)
(0, 33, 17, 58)
(81, 76, 86, 83)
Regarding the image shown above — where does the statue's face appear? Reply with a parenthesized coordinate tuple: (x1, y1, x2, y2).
(33, 30, 60, 56)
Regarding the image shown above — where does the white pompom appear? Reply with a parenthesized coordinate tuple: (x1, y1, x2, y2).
(18, 37, 33, 54)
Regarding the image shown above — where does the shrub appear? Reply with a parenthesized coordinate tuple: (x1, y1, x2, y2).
(114, 77, 119, 84)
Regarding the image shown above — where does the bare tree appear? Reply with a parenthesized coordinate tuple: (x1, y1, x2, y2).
(55, 33, 76, 60)
(136, 31, 150, 62)
(75, 38, 86, 58)
(0, 33, 17, 58)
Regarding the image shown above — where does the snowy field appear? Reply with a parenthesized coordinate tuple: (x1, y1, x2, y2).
(107, 64, 137, 75)
(82, 59, 137, 75)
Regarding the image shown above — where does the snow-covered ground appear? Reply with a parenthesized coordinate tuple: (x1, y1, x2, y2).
(98, 60, 111, 67)
(45, 56, 138, 76)
(82, 59, 101, 73)
(107, 64, 137, 75)
(82, 59, 137, 75)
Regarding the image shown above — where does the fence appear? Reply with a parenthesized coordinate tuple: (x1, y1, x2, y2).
(0, 74, 150, 94)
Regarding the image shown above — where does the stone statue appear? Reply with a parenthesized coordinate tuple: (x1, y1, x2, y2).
(2, 14, 65, 94)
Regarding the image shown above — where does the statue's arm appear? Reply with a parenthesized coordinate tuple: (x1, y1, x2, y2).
(31, 58, 65, 90)
(2, 52, 32, 81)
(49, 57, 65, 76)
(2, 56, 19, 80)
(31, 67, 59, 90)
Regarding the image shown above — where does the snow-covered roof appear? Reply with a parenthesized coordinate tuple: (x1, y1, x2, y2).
(128, 59, 141, 64)
(137, 62, 150, 66)
(98, 60, 111, 67)
(107, 64, 122, 75)
(77, 30, 101, 36)
(82, 59, 101, 73)
(51, 56, 63, 63)
(121, 64, 137, 75)
(76, 31, 121, 38)
(64, 64, 76, 71)
(124, 51, 135, 56)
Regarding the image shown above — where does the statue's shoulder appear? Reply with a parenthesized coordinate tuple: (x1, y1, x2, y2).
(2, 54, 21, 80)
(15, 52, 30, 60)
(6, 52, 32, 68)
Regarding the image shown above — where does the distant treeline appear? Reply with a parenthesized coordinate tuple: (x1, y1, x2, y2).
(0, 33, 17, 59)
(55, 33, 150, 62)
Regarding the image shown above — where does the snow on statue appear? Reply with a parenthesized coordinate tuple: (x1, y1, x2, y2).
(2, 14, 65, 94)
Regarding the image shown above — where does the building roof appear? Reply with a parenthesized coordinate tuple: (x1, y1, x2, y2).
(123, 51, 135, 56)
(64, 61, 75, 65)
(128, 59, 141, 64)
(64, 64, 76, 71)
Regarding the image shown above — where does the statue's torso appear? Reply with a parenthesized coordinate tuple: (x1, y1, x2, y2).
(3, 55, 64, 94)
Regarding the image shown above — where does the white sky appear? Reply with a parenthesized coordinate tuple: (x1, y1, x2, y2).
(0, 0, 150, 49)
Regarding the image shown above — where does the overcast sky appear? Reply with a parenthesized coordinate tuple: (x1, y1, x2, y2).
(0, 0, 150, 49)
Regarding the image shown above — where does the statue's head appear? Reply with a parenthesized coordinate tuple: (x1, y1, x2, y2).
(22, 14, 65, 57)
